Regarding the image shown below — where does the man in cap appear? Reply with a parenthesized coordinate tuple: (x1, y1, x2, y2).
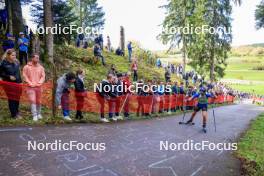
(18, 32, 29, 65)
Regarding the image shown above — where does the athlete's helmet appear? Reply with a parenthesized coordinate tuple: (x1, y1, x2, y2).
(200, 87, 206, 93)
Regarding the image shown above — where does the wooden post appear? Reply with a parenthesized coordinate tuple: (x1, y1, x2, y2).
(120, 26, 125, 52)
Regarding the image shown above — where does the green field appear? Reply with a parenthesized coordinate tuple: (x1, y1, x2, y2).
(224, 55, 264, 95)
(160, 53, 264, 95)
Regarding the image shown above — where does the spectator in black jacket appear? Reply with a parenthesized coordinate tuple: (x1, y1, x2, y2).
(165, 68, 171, 83)
(74, 69, 87, 119)
(115, 47, 124, 56)
(96, 74, 117, 122)
(0, 49, 23, 119)
(2, 33, 15, 52)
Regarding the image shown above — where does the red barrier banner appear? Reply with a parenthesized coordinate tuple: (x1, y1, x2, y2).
(0, 81, 234, 114)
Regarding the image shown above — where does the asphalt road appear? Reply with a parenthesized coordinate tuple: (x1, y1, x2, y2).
(0, 104, 263, 176)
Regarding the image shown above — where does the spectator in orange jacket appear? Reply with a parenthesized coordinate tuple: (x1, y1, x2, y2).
(22, 54, 45, 121)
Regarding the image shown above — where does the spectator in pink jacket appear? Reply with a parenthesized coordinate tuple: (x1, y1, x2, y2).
(22, 54, 45, 121)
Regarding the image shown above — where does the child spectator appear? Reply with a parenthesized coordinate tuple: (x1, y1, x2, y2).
(55, 72, 76, 120)
(74, 69, 87, 119)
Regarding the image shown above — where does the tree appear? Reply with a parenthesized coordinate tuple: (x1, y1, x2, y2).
(255, 0, 264, 30)
(31, 0, 77, 44)
(69, 0, 105, 31)
(189, 0, 232, 81)
(233, 0, 242, 6)
(160, 0, 232, 81)
(159, 0, 195, 74)
(4, 0, 32, 36)
(43, 0, 56, 117)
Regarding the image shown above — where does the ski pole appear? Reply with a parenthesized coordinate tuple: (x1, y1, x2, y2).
(179, 95, 187, 124)
(212, 100, 217, 132)
(119, 93, 129, 115)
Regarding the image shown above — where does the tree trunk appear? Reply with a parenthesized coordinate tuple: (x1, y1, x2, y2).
(182, 36, 186, 75)
(210, 53, 215, 82)
(44, 0, 56, 118)
(5, 0, 13, 34)
(10, 0, 23, 36)
(79, 0, 83, 27)
(120, 26, 125, 52)
(210, 5, 217, 82)
(182, 0, 187, 75)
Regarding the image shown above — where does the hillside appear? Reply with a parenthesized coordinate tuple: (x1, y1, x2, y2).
(48, 45, 166, 89)
(0, 45, 172, 125)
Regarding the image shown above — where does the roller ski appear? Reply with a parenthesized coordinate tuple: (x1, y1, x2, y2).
(202, 125, 207, 133)
(179, 119, 195, 125)
(185, 87, 215, 133)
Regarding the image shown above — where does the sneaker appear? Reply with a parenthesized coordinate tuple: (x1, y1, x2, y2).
(100, 118, 110, 123)
(15, 115, 23, 120)
(37, 114, 43, 120)
(116, 116, 123, 120)
(111, 117, 118, 121)
(33, 116, 38, 121)
(167, 111, 172, 115)
(64, 116, 72, 121)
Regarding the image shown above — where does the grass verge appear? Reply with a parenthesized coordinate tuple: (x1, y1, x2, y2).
(236, 113, 264, 176)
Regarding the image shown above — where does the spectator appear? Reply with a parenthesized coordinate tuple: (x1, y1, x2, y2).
(18, 32, 29, 65)
(94, 34, 100, 45)
(156, 59, 162, 68)
(164, 81, 172, 113)
(107, 36, 111, 52)
(94, 44, 106, 66)
(131, 60, 138, 82)
(157, 81, 165, 113)
(83, 41, 88, 49)
(113, 73, 124, 120)
(97, 74, 117, 122)
(22, 54, 45, 121)
(122, 72, 132, 118)
(55, 72, 76, 120)
(0, 8, 8, 32)
(99, 34, 104, 50)
(115, 47, 124, 56)
(127, 41, 133, 62)
(108, 64, 117, 76)
(2, 33, 15, 52)
(165, 68, 171, 83)
(74, 69, 87, 119)
(79, 33, 85, 46)
(76, 37, 80, 48)
(172, 82, 179, 95)
(136, 80, 146, 116)
(0, 49, 22, 119)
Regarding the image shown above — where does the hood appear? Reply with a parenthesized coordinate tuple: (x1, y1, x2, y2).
(26, 62, 41, 67)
